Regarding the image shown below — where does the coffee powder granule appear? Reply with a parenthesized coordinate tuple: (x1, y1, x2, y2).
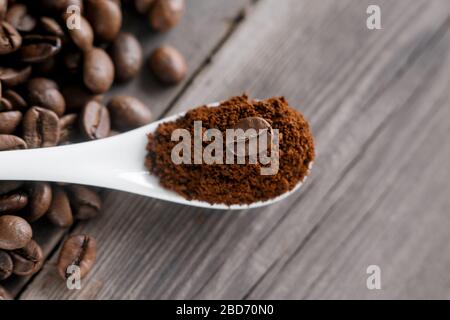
(145, 95, 315, 205)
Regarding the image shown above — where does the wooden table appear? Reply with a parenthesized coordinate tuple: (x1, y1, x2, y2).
(5, 0, 450, 299)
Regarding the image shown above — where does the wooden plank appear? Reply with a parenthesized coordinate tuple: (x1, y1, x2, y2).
(19, 0, 450, 299)
(2, 0, 251, 297)
(249, 27, 450, 300)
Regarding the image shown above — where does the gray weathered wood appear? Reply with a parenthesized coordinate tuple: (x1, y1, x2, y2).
(249, 26, 450, 300)
(18, 0, 450, 299)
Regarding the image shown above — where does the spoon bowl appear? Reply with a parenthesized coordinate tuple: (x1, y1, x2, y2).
(0, 103, 311, 210)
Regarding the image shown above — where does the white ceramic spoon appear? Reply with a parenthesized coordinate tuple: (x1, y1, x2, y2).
(0, 104, 311, 210)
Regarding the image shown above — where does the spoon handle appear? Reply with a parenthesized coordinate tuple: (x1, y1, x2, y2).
(0, 141, 107, 185)
(0, 126, 149, 190)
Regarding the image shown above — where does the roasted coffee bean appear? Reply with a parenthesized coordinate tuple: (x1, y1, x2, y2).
(26, 182, 52, 222)
(149, 45, 187, 84)
(1, 81, 6, 107)
(80, 100, 110, 140)
(5, 3, 37, 33)
(57, 234, 96, 279)
(110, 32, 143, 82)
(60, 114, 78, 130)
(3, 90, 27, 110)
(234, 117, 273, 134)
(47, 185, 73, 228)
(28, 76, 57, 91)
(39, 0, 84, 14)
(83, 47, 115, 94)
(149, 0, 185, 32)
(67, 185, 102, 219)
(0, 97, 12, 111)
(0, 135, 27, 151)
(0, 181, 23, 195)
(0, 111, 22, 134)
(59, 113, 78, 144)
(0, 65, 32, 87)
(20, 35, 62, 63)
(0, 250, 13, 280)
(0, 285, 12, 300)
(135, 0, 155, 14)
(10, 239, 43, 276)
(27, 78, 66, 116)
(0, 215, 32, 250)
(107, 95, 152, 130)
(229, 117, 273, 156)
(66, 14, 93, 52)
(1, 82, 8, 111)
(23, 107, 60, 148)
(0, 0, 7, 20)
(0, 21, 22, 55)
(61, 83, 102, 111)
(39, 17, 65, 37)
(86, 0, 122, 42)
(0, 192, 28, 214)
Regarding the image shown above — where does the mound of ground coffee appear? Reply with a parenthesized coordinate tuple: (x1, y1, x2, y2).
(145, 95, 315, 205)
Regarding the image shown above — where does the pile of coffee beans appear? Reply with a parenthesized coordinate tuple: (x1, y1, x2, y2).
(0, 0, 187, 298)
(56, 234, 96, 280)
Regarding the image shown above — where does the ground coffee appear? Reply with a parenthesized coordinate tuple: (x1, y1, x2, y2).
(145, 95, 315, 205)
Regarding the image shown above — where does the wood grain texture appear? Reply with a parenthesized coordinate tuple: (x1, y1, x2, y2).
(19, 0, 450, 299)
(251, 25, 450, 300)
(2, 0, 251, 297)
